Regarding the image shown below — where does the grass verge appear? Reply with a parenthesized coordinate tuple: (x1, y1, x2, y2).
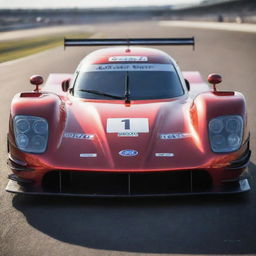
(0, 32, 91, 63)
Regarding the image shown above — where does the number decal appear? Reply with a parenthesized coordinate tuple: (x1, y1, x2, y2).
(121, 119, 130, 130)
(107, 118, 149, 133)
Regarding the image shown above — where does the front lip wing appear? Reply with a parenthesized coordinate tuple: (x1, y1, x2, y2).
(6, 178, 250, 197)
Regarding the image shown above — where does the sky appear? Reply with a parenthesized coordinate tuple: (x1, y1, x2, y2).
(0, 0, 202, 9)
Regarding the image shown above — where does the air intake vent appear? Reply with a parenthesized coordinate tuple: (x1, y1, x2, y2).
(42, 170, 212, 196)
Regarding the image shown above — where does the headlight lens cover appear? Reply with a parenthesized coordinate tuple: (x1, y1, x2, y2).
(209, 115, 243, 153)
(13, 115, 48, 153)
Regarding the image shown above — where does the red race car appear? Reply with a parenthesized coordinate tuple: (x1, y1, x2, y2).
(6, 38, 251, 196)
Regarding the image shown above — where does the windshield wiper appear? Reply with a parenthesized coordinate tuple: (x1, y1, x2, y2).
(124, 71, 130, 104)
(77, 89, 124, 100)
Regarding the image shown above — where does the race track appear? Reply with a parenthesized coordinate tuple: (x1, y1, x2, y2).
(0, 20, 256, 256)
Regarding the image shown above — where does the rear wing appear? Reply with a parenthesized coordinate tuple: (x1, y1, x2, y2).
(64, 37, 195, 49)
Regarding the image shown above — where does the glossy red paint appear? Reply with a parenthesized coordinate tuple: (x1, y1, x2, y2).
(7, 46, 250, 195)
(84, 47, 173, 65)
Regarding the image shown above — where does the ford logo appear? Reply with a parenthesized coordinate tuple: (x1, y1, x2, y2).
(119, 149, 138, 157)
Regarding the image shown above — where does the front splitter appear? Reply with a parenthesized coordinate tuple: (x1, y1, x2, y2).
(5, 179, 250, 197)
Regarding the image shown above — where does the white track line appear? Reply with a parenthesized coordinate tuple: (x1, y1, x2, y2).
(159, 20, 256, 33)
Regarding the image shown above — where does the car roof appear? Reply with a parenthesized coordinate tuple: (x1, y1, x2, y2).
(80, 46, 174, 65)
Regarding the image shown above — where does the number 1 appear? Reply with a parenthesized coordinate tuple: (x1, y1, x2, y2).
(121, 119, 130, 130)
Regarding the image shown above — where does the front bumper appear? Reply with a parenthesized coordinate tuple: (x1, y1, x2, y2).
(6, 146, 251, 197)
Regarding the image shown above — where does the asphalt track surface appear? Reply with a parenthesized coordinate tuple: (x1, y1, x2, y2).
(0, 21, 256, 256)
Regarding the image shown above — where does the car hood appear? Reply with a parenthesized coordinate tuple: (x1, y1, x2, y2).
(40, 96, 211, 171)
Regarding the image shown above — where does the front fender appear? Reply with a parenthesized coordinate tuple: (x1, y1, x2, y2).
(9, 92, 67, 166)
(190, 91, 249, 155)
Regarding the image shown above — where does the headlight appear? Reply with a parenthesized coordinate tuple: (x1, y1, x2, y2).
(208, 115, 243, 153)
(13, 115, 48, 153)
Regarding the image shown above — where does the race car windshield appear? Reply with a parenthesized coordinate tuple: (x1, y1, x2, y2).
(73, 63, 184, 100)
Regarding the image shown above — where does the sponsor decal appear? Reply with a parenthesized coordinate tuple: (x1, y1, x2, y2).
(109, 56, 148, 62)
(160, 133, 191, 140)
(107, 118, 149, 133)
(81, 64, 175, 72)
(64, 132, 94, 140)
(119, 149, 138, 157)
(155, 153, 174, 157)
(118, 132, 139, 137)
(80, 153, 97, 158)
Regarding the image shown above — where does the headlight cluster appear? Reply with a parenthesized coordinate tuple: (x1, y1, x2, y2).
(208, 115, 243, 153)
(13, 115, 48, 153)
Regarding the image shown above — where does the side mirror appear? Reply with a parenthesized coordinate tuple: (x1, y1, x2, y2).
(185, 79, 190, 91)
(30, 75, 44, 92)
(207, 73, 222, 92)
(62, 79, 71, 92)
